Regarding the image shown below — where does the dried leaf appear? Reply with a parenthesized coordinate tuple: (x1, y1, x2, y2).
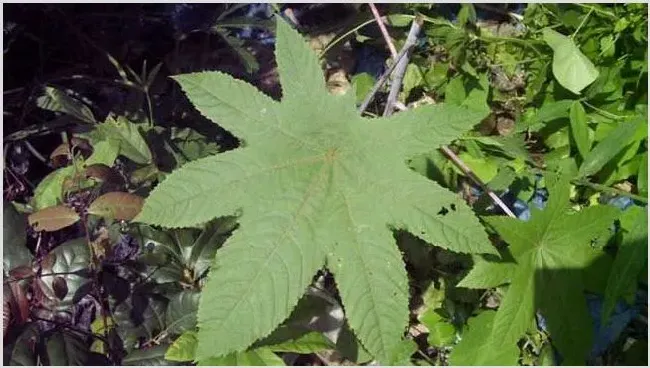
(88, 192, 144, 220)
(84, 164, 124, 190)
(28, 205, 80, 232)
(49, 144, 72, 167)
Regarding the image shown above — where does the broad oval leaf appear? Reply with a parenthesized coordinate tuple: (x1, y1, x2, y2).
(165, 290, 200, 334)
(46, 330, 89, 365)
(36, 86, 96, 124)
(88, 192, 144, 220)
(136, 18, 495, 363)
(542, 28, 599, 94)
(28, 205, 79, 232)
(3, 201, 32, 272)
(40, 238, 91, 307)
(6, 324, 39, 366)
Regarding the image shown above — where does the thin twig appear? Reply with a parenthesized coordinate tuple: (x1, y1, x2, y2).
(382, 16, 423, 117)
(369, 4, 398, 59)
(23, 141, 49, 165)
(31, 315, 110, 345)
(441, 146, 517, 218)
(357, 45, 413, 114)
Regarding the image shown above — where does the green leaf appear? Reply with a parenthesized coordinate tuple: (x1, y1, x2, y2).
(458, 250, 514, 289)
(189, 218, 237, 277)
(602, 206, 648, 323)
(40, 238, 91, 307)
(6, 324, 39, 366)
(166, 330, 198, 362)
(401, 63, 423, 101)
(3, 201, 31, 273)
(419, 310, 456, 347)
(456, 152, 498, 183)
(165, 290, 200, 334)
(222, 33, 260, 74)
(387, 339, 417, 365)
(537, 99, 574, 123)
(351, 73, 375, 105)
(94, 115, 153, 164)
(335, 322, 373, 364)
(36, 86, 96, 124)
(459, 173, 620, 364)
(462, 73, 490, 117)
(386, 14, 413, 27)
(123, 344, 174, 365)
(198, 348, 285, 366)
(31, 166, 74, 210)
(170, 127, 220, 163)
(113, 293, 168, 351)
(254, 326, 334, 354)
(569, 101, 591, 158)
(137, 19, 493, 363)
(578, 118, 645, 177)
(449, 310, 518, 366)
(444, 76, 465, 105)
(638, 153, 648, 197)
(46, 331, 89, 365)
(542, 28, 599, 94)
(457, 3, 477, 26)
(85, 140, 120, 166)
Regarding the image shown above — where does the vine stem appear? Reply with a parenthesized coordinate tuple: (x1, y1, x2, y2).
(367, 8, 517, 218)
(573, 179, 648, 204)
(368, 4, 398, 59)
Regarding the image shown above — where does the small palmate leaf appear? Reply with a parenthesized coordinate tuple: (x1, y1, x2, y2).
(459, 173, 620, 365)
(136, 18, 494, 362)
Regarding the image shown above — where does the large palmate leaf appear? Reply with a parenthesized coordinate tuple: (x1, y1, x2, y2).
(136, 18, 494, 362)
(459, 173, 619, 364)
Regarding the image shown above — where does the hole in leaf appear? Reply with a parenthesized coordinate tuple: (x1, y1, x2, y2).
(437, 207, 449, 216)
(450, 204, 456, 211)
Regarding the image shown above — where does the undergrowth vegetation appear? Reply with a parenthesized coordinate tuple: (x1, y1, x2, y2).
(3, 3, 648, 366)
